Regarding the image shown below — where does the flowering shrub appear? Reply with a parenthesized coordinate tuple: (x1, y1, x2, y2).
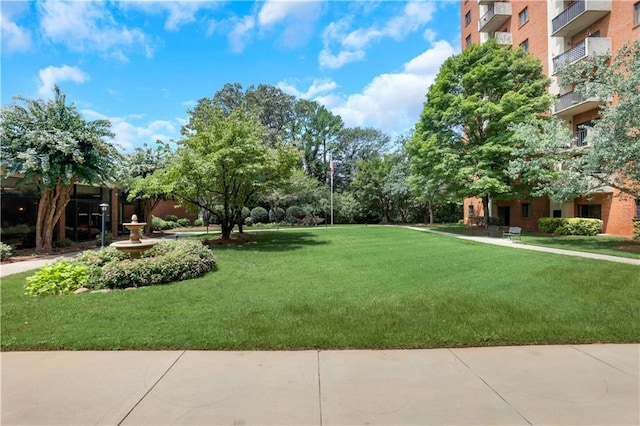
(96, 240, 216, 289)
(0, 242, 14, 261)
(77, 247, 129, 267)
(25, 261, 89, 295)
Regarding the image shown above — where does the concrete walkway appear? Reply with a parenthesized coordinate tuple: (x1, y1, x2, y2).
(403, 226, 640, 266)
(1, 344, 638, 425)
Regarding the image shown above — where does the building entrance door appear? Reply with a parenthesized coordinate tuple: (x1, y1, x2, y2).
(498, 206, 510, 226)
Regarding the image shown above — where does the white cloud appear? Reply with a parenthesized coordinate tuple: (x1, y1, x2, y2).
(320, 40, 455, 135)
(277, 78, 338, 100)
(38, 65, 89, 98)
(319, 1, 437, 70)
(37, 0, 153, 61)
(257, 1, 322, 48)
(82, 109, 180, 151)
(0, 12, 32, 53)
(121, 1, 219, 32)
(228, 15, 255, 53)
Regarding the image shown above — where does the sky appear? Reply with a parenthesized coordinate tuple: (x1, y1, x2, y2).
(1, 0, 461, 151)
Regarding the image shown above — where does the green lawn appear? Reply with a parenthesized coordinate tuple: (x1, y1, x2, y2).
(1, 226, 638, 351)
(422, 224, 640, 259)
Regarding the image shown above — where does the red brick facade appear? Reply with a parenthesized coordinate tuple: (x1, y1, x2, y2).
(460, 0, 639, 237)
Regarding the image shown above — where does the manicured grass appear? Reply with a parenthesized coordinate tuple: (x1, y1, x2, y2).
(1, 226, 638, 351)
(423, 224, 640, 259)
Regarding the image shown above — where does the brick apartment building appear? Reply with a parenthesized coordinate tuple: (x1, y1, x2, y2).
(460, 0, 640, 236)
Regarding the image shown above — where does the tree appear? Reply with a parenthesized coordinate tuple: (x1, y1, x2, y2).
(0, 86, 118, 251)
(124, 141, 172, 234)
(334, 127, 390, 191)
(410, 39, 552, 226)
(167, 106, 297, 240)
(509, 41, 640, 201)
(352, 155, 398, 223)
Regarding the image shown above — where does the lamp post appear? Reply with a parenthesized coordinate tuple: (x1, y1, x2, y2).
(99, 203, 109, 247)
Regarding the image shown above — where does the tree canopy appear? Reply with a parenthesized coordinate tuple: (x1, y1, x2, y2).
(409, 39, 552, 225)
(0, 86, 119, 251)
(509, 41, 640, 201)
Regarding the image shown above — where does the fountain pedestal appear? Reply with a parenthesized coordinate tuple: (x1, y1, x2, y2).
(110, 214, 159, 259)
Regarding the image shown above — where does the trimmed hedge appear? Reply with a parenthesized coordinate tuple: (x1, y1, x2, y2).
(538, 217, 603, 236)
(633, 219, 640, 240)
(250, 207, 269, 224)
(269, 207, 286, 223)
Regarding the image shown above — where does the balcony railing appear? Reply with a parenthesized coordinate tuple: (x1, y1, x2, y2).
(576, 127, 589, 147)
(553, 91, 601, 116)
(494, 32, 513, 45)
(552, 37, 611, 74)
(551, 0, 611, 37)
(479, 1, 512, 33)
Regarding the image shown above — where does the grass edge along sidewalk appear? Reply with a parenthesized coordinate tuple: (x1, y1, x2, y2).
(1, 226, 638, 351)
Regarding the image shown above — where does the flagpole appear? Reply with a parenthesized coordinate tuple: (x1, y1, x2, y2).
(330, 152, 334, 226)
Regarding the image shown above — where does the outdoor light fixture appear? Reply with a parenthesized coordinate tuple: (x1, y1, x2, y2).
(99, 203, 109, 247)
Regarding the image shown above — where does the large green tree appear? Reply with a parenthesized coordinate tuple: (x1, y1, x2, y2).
(410, 39, 552, 226)
(124, 140, 172, 234)
(167, 105, 297, 240)
(509, 41, 640, 201)
(0, 86, 119, 251)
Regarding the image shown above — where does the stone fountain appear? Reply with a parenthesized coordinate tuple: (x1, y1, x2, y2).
(110, 214, 159, 259)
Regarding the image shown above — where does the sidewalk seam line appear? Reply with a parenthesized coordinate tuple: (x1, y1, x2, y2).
(449, 349, 533, 426)
(570, 345, 631, 376)
(117, 350, 186, 426)
(317, 350, 323, 426)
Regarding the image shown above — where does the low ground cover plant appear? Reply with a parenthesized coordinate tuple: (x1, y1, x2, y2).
(24, 240, 216, 295)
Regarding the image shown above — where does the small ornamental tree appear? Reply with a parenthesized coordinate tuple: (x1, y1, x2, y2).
(0, 86, 119, 251)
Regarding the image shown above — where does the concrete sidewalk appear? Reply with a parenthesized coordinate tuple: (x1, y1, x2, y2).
(404, 226, 640, 266)
(1, 344, 638, 425)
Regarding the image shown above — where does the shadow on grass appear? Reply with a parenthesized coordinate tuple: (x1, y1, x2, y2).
(204, 230, 330, 253)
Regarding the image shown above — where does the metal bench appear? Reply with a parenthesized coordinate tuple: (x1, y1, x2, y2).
(487, 225, 501, 237)
(503, 226, 522, 241)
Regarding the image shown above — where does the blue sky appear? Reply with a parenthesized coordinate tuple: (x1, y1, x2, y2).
(1, 0, 460, 151)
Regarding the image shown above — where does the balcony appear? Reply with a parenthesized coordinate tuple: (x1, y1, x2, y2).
(553, 91, 601, 118)
(576, 127, 589, 147)
(552, 37, 611, 74)
(551, 0, 611, 38)
(477, 0, 493, 5)
(494, 32, 513, 45)
(479, 2, 512, 33)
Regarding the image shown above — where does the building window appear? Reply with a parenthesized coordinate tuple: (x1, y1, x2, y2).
(522, 203, 532, 218)
(635, 2, 640, 25)
(576, 120, 595, 147)
(519, 7, 529, 26)
(465, 35, 472, 47)
(519, 39, 529, 52)
(636, 199, 640, 218)
(553, 210, 562, 218)
(578, 204, 602, 219)
(465, 11, 471, 26)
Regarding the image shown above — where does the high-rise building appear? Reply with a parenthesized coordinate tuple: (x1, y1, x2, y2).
(461, 0, 639, 236)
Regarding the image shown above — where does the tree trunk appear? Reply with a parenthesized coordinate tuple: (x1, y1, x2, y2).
(428, 200, 434, 224)
(142, 198, 161, 235)
(236, 208, 244, 234)
(35, 180, 73, 252)
(482, 195, 490, 229)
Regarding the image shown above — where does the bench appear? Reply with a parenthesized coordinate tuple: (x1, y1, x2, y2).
(487, 225, 501, 237)
(503, 226, 522, 241)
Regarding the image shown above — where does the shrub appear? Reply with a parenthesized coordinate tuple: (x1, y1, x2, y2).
(538, 217, 602, 236)
(633, 219, 640, 240)
(97, 240, 216, 289)
(241, 207, 251, 221)
(250, 207, 270, 224)
(177, 218, 191, 227)
(286, 206, 307, 224)
(0, 242, 14, 261)
(152, 216, 167, 231)
(164, 214, 178, 222)
(193, 218, 203, 226)
(269, 207, 286, 223)
(25, 261, 90, 296)
(77, 247, 129, 267)
(245, 217, 253, 226)
(53, 238, 73, 249)
(95, 232, 114, 246)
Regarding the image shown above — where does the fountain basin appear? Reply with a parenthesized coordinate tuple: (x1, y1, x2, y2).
(110, 239, 160, 259)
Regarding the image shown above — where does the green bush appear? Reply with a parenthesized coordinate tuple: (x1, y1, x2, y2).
(538, 217, 602, 236)
(77, 247, 129, 267)
(286, 206, 307, 224)
(95, 232, 114, 246)
(25, 261, 90, 296)
(177, 218, 191, 227)
(97, 240, 216, 289)
(633, 219, 640, 240)
(251, 207, 270, 224)
(0, 242, 14, 261)
(164, 214, 178, 222)
(269, 207, 286, 223)
(152, 216, 166, 231)
(53, 238, 73, 249)
(245, 217, 254, 226)
(193, 218, 203, 226)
